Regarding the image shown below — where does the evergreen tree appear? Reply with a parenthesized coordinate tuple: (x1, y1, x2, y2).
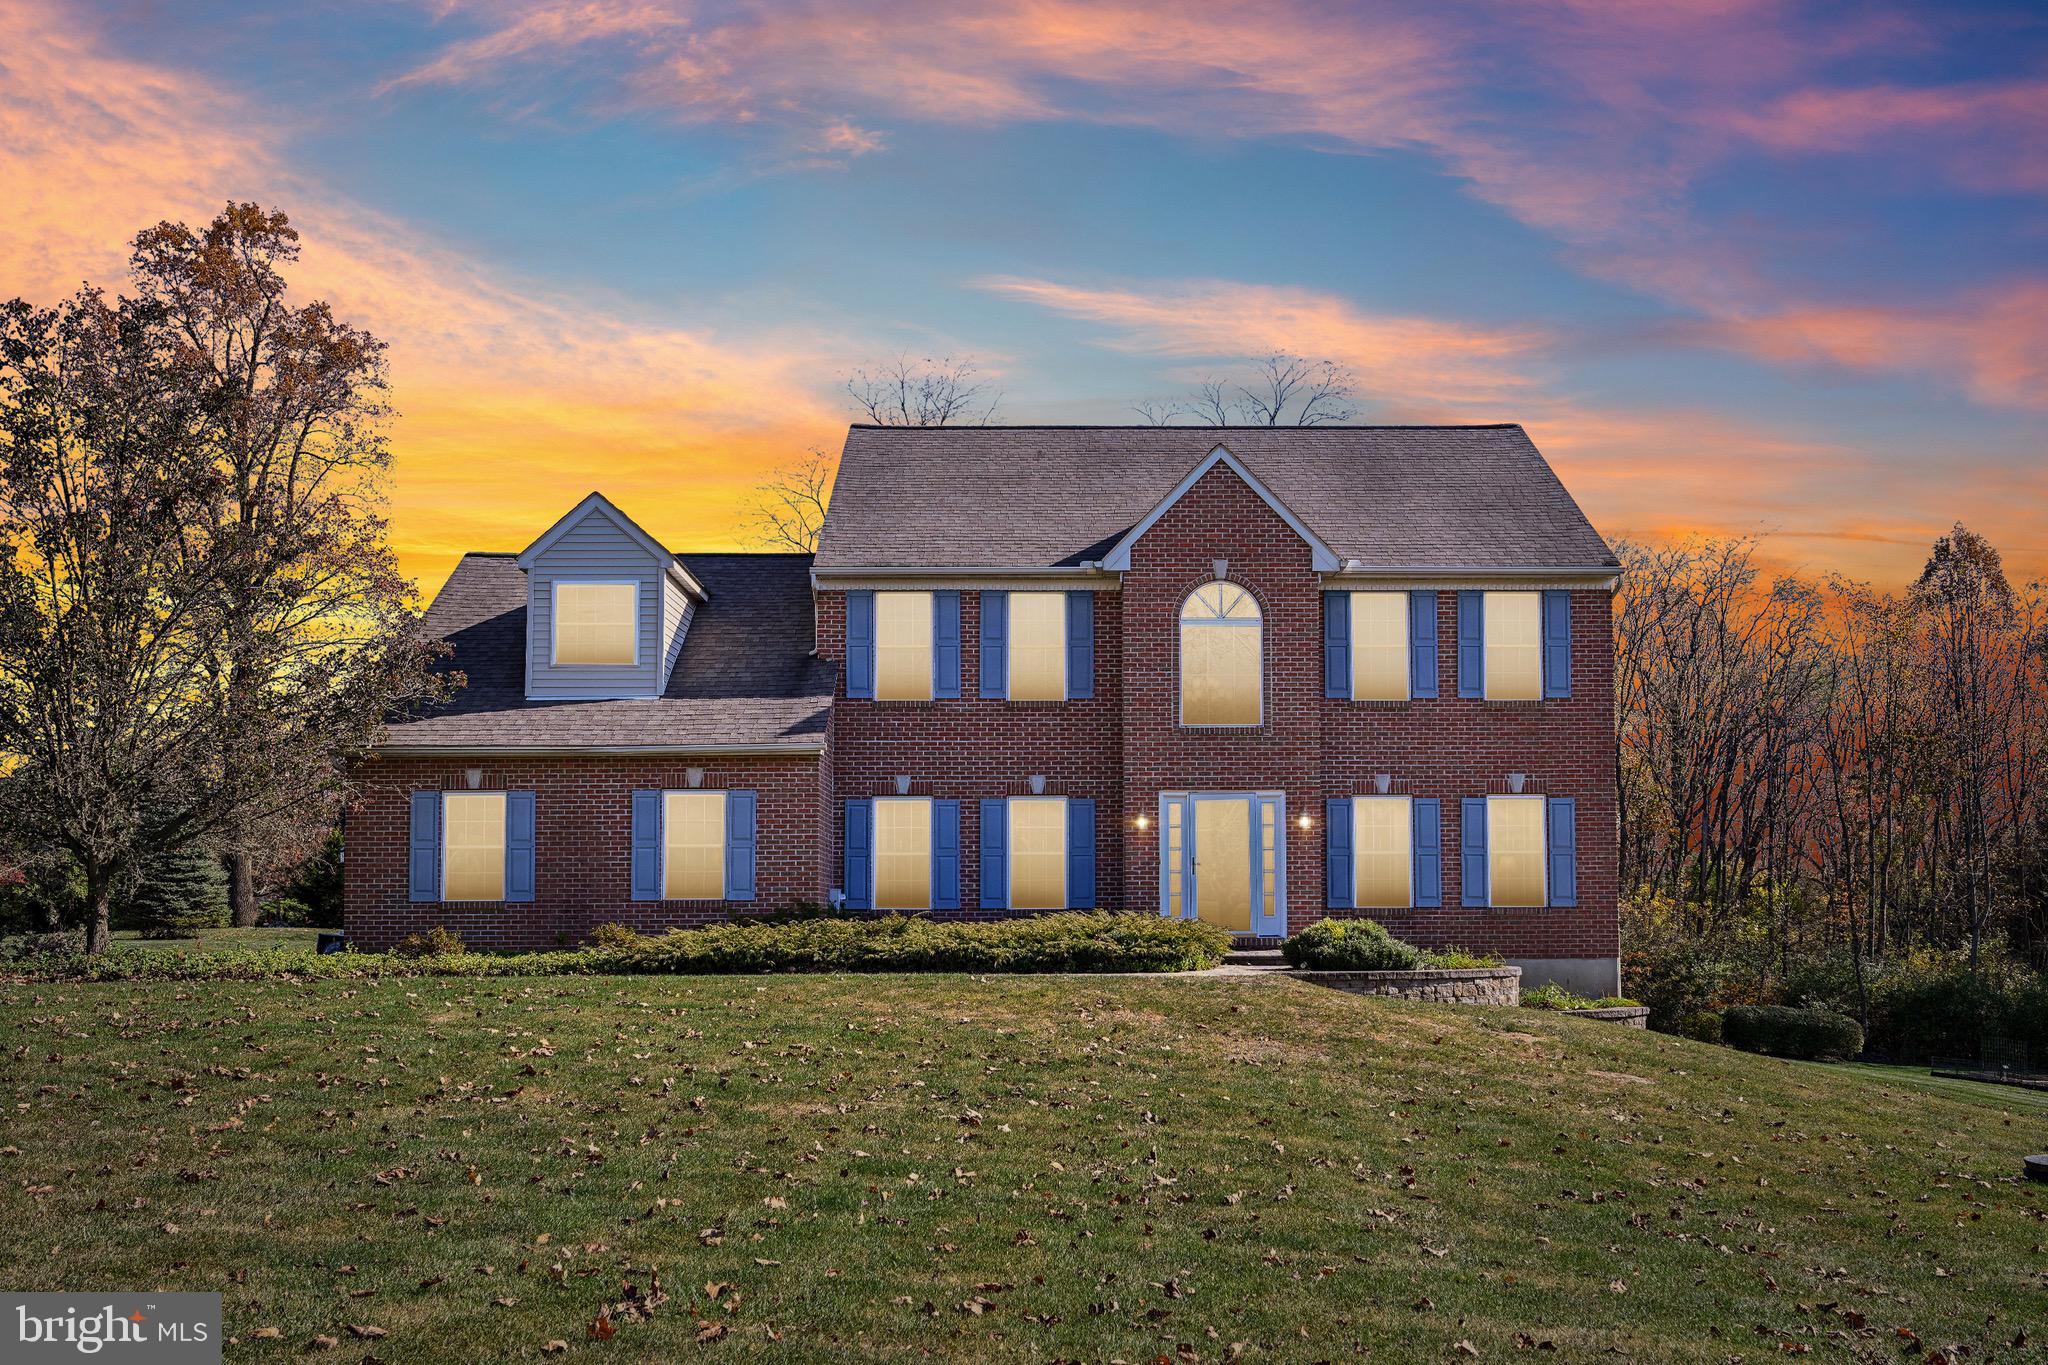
(120, 847, 229, 938)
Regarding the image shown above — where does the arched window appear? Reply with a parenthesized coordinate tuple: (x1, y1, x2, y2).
(1180, 582, 1262, 725)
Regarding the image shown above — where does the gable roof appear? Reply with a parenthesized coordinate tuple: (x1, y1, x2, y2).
(813, 425, 1617, 573)
(1100, 444, 1339, 573)
(378, 551, 830, 753)
(517, 491, 706, 599)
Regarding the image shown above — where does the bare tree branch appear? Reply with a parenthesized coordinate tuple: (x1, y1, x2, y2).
(745, 448, 834, 553)
(844, 354, 999, 426)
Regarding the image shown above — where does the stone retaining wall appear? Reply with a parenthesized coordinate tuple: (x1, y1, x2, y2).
(1566, 1005, 1649, 1028)
(1291, 966, 1520, 1006)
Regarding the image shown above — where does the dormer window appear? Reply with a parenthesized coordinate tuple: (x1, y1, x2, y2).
(553, 581, 638, 666)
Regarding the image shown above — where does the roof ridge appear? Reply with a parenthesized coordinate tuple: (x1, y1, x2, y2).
(847, 422, 1527, 431)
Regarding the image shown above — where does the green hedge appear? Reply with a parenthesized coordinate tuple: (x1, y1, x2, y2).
(1, 912, 1233, 983)
(1722, 1005, 1864, 1061)
(1282, 918, 1422, 971)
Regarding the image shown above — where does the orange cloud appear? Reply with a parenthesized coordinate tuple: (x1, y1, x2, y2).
(0, 0, 849, 593)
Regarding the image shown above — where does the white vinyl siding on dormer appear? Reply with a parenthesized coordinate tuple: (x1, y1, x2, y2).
(524, 508, 666, 699)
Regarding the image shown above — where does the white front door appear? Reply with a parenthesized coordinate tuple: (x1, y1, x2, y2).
(1160, 792, 1286, 937)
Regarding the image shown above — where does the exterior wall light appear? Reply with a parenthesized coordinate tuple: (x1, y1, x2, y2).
(1297, 813, 1313, 830)
(1134, 814, 1150, 830)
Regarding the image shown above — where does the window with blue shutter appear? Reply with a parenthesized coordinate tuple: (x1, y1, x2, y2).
(978, 798, 1007, 909)
(1412, 797, 1441, 907)
(1410, 591, 1439, 699)
(629, 790, 662, 901)
(725, 790, 757, 902)
(1066, 593, 1094, 700)
(504, 791, 536, 902)
(1457, 592, 1484, 698)
(1066, 798, 1096, 908)
(1542, 590, 1572, 699)
(1323, 593, 1350, 699)
(933, 592, 961, 698)
(932, 799, 961, 909)
(408, 792, 441, 903)
(842, 799, 873, 910)
(1547, 797, 1576, 908)
(979, 592, 1008, 699)
(1461, 797, 1489, 906)
(845, 591, 875, 699)
(1325, 797, 1353, 909)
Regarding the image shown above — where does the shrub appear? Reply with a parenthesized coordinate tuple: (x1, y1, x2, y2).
(392, 926, 466, 958)
(591, 922, 643, 949)
(120, 846, 228, 938)
(1426, 946, 1505, 969)
(260, 897, 313, 927)
(1723, 1005, 1863, 1061)
(1281, 918, 1424, 972)
(1678, 1009, 1724, 1043)
(0, 929, 85, 962)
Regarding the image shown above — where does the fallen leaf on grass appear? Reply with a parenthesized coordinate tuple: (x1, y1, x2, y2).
(308, 1335, 338, 1351)
(588, 1310, 615, 1342)
(541, 1342, 567, 1356)
(248, 1327, 280, 1339)
(696, 1322, 727, 1343)
(347, 1325, 387, 1340)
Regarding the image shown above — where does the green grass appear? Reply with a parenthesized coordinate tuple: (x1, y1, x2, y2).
(1829, 1060, 2048, 1114)
(109, 926, 324, 953)
(2, 974, 2044, 1362)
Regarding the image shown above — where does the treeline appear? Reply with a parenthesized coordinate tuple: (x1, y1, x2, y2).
(1615, 526, 2048, 1041)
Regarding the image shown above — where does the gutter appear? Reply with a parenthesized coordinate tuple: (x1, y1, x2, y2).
(369, 742, 826, 759)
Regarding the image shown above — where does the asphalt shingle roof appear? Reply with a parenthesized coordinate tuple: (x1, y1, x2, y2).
(380, 552, 831, 752)
(811, 424, 1616, 571)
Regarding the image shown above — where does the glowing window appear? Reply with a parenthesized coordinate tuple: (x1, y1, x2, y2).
(1165, 799, 1185, 919)
(442, 792, 506, 902)
(1008, 798, 1067, 909)
(553, 582, 637, 666)
(1008, 592, 1066, 702)
(1485, 592, 1542, 701)
(1260, 800, 1279, 922)
(1351, 592, 1409, 701)
(873, 797, 931, 909)
(663, 791, 726, 900)
(875, 592, 933, 701)
(1488, 796, 1547, 907)
(1180, 583, 1261, 726)
(1353, 797, 1412, 908)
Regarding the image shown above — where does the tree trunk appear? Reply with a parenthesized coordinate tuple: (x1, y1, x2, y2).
(85, 881, 113, 955)
(229, 848, 261, 927)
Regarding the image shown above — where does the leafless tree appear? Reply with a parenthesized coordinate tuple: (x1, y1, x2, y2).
(746, 448, 834, 553)
(1187, 379, 1235, 426)
(844, 354, 999, 427)
(1232, 354, 1360, 426)
(1131, 398, 1184, 425)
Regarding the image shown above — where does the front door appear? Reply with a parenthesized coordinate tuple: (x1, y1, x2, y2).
(1160, 792, 1286, 937)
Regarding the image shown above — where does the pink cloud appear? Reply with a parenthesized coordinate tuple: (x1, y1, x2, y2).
(1720, 79, 2048, 191)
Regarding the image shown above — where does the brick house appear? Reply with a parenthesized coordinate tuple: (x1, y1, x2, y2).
(348, 425, 1623, 993)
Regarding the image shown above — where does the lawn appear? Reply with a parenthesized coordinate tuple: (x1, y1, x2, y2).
(109, 926, 325, 953)
(2, 973, 2043, 1363)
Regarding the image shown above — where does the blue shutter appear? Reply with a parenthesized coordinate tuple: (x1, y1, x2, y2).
(1410, 591, 1439, 699)
(1325, 797, 1353, 909)
(845, 591, 875, 699)
(1411, 797, 1441, 908)
(979, 799, 1008, 909)
(1547, 797, 1577, 908)
(931, 799, 961, 909)
(1323, 592, 1350, 699)
(1542, 590, 1572, 699)
(1461, 797, 1489, 907)
(630, 789, 663, 901)
(725, 790, 757, 902)
(933, 591, 962, 698)
(979, 591, 1008, 699)
(408, 791, 440, 903)
(842, 799, 873, 910)
(1066, 798, 1096, 908)
(1066, 592, 1094, 700)
(1457, 591, 1485, 698)
(504, 790, 536, 903)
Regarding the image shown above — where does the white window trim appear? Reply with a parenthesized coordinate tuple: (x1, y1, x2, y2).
(661, 789, 728, 902)
(1352, 795, 1413, 909)
(440, 790, 507, 904)
(871, 795, 933, 911)
(1178, 584, 1264, 729)
(1006, 795, 1068, 910)
(1487, 794, 1549, 908)
(1481, 590, 1541, 703)
(1156, 790, 1287, 933)
(550, 578, 641, 668)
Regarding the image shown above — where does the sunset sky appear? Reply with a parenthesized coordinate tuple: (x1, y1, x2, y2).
(3, 0, 2043, 594)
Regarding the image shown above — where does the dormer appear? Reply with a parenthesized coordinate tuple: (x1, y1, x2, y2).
(516, 493, 706, 700)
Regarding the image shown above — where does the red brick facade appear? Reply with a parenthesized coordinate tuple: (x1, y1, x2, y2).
(349, 461, 1617, 978)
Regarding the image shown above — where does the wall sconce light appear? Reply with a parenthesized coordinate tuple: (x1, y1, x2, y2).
(1373, 772, 1392, 795)
(1028, 773, 1047, 795)
(1134, 814, 1150, 830)
(1507, 772, 1527, 794)
(894, 774, 913, 795)
(464, 767, 483, 790)
(685, 766, 705, 789)
(1297, 813, 1313, 830)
